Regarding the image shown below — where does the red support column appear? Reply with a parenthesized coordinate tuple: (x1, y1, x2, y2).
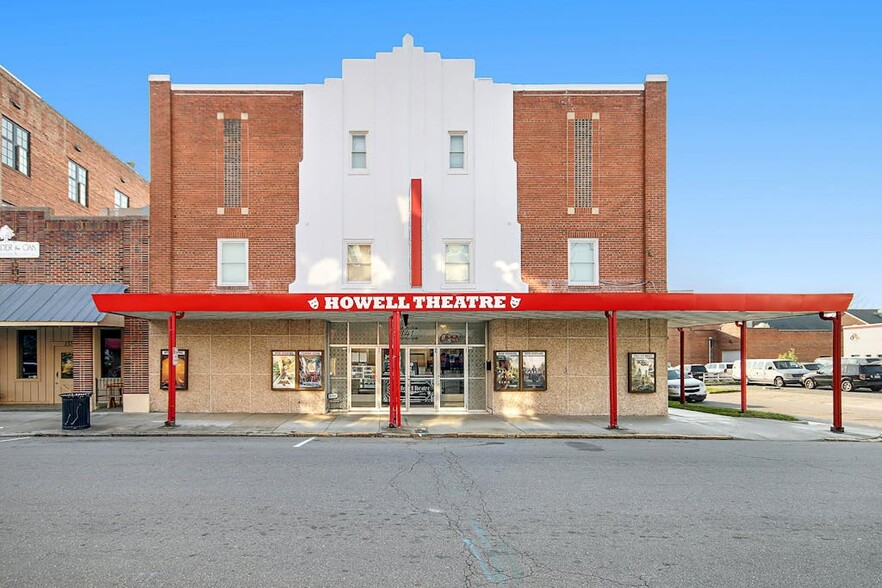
(738, 321, 747, 413)
(389, 311, 402, 428)
(678, 327, 685, 405)
(820, 312, 844, 433)
(165, 311, 184, 427)
(605, 310, 618, 429)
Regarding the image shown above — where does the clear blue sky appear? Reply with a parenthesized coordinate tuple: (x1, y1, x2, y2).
(4, 0, 880, 307)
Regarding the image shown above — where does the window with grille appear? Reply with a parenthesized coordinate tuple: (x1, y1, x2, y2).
(351, 133, 367, 170)
(114, 189, 129, 209)
(217, 239, 249, 286)
(224, 119, 242, 207)
(568, 238, 599, 286)
(68, 160, 88, 206)
(449, 133, 466, 170)
(444, 242, 471, 283)
(2, 117, 29, 175)
(346, 243, 372, 283)
(574, 119, 593, 208)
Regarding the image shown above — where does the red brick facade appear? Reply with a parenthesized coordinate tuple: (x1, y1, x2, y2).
(667, 324, 834, 365)
(1, 67, 148, 214)
(151, 81, 666, 296)
(0, 208, 150, 396)
(514, 81, 667, 293)
(149, 80, 302, 293)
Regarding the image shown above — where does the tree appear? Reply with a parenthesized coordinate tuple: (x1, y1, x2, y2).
(778, 348, 798, 361)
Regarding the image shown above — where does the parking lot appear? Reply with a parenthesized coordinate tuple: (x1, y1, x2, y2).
(704, 384, 882, 429)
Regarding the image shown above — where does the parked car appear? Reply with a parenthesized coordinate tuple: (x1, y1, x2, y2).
(705, 362, 734, 379)
(731, 359, 809, 387)
(801, 363, 882, 392)
(667, 369, 707, 403)
(800, 362, 822, 374)
(675, 364, 708, 381)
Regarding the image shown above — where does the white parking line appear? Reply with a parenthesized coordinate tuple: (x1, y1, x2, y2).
(293, 437, 316, 448)
(0, 437, 29, 444)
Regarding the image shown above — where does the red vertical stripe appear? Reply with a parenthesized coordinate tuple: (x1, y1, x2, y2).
(411, 179, 422, 288)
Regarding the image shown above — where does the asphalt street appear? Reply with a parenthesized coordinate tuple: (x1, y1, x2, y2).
(1, 437, 880, 587)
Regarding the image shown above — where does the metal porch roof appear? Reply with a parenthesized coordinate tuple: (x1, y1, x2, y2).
(0, 284, 127, 325)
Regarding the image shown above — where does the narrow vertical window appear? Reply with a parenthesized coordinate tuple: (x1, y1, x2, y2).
(17, 329, 37, 379)
(100, 329, 123, 378)
(568, 238, 599, 285)
(68, 160, 88, 206)
(346, 243, 372, 282)
(444, 242, 471, 283)
(574, 119, 593, 208)
(224, 119, 242, 207)
(449, 132, 466, 170)
(114, 189, 129, 209)
(2, 117, 30, 175)
(351, 133, 367, 170)
(218, 239, 249, 286)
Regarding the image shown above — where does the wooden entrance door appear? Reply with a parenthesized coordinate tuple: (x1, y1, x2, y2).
(55, 347, 74, 396)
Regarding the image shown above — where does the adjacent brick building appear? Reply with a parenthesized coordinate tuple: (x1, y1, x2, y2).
(0, 66, 149, 408)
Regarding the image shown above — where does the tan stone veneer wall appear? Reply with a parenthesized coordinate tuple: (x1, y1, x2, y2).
(148, 319, 326, 413)
(489, 319, 668, 416)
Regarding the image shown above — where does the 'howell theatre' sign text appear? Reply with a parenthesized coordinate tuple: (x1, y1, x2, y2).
(310, 294, 522, 311)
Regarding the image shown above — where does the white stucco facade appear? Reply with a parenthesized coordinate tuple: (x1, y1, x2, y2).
(290, 35, 527, 294)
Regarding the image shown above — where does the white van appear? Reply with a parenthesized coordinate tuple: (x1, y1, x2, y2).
(731, 359, 809, 387)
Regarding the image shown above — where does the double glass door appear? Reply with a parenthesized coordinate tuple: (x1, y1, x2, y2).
(349, 346, 465, 410)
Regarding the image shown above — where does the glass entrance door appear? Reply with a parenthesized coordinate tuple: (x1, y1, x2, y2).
(439, 348, 465, 408)
(350, 348, 377, 408)
(407, 348, 435, 408)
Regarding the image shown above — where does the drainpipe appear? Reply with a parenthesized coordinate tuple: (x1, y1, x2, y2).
(678, 327, 685, 405)
(820, 312, 844, 433)
(736, 321, 747, 413)
(165, 311, 185, 427)
(605, 311, 618, 429)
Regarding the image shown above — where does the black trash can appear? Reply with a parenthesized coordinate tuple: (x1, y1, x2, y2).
(60, 392, 92, 430)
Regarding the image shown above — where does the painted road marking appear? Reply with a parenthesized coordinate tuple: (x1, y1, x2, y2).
(293, 437, 316, 448)
(0, 437, 30, 444)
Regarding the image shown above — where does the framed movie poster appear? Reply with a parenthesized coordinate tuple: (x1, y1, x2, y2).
(298, 351, 324, 390)
(628, 352, 656, 393)
(521, 351, 548, 391)
(494, 351, 521, 390)
(272, 351, 297, 390)
(160, 349, 189, 390)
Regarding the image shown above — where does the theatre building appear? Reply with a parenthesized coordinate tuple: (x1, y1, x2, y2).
(94, 37, 848, 418)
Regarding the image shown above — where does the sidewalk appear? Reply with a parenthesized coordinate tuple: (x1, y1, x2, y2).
(1, 408, 880, 441)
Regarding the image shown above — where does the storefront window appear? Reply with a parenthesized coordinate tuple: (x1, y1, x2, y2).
(100, 329, 122, 378)
(400, 322, 436, 345)
(17, 329, 37, 379)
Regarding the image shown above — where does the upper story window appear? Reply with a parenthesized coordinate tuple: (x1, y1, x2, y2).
(2, 116, 30, 175)
(346, 243, 372, 283)
(350, 133, 367, 171)
(114, 189, 129, 209)
(444, 242, 471, 283)
(449, 132, 466, 171)
(68, 160, 88, 206)
(217, 239, 249, 287)
(574, 118, 593, 208)
(17, 329, 37, 379)
(568, 238, 599, 286)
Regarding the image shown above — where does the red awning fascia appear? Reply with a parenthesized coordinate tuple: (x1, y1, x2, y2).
(92, 292, 853, 315)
